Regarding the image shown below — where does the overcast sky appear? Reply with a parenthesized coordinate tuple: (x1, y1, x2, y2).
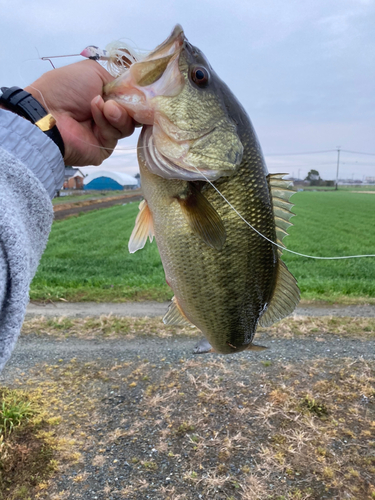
(1, 0, 374, 181)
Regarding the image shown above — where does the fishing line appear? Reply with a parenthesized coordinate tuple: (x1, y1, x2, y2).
(28, 86, 375, 261)
(26, 85, 142, 154)
(23, 55, 374, 260)
(192, 166, 375, 260)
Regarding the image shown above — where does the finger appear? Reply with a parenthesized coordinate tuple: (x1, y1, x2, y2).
(91, 95, 122, 144)
(103, 100, 135, 138)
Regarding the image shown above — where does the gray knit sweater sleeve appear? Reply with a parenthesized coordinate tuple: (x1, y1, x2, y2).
(0, 110, 64, 372)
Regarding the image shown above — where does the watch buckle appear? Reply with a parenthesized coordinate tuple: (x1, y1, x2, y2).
(35, 114, 56, 132)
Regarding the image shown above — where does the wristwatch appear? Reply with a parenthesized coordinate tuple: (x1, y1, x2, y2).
(0, 86, 65, 157)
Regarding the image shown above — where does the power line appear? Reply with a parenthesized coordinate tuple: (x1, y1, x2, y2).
(265, 149, 336, 156)
(341, 149, 375, 156)
(342, 161, 375, 166)
(265, 149, 375, 157)
(193, 165, 375, 260)
(267, 161, 336, 168)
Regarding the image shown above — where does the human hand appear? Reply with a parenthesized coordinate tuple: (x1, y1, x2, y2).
(25, 60, 135, 166)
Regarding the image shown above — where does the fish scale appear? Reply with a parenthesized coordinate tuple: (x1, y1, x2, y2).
(105, 25, 300, 354)
(139, 123, 279, 354)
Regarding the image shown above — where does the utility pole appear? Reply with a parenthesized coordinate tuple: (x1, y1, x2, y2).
(335, 147, 341, 191)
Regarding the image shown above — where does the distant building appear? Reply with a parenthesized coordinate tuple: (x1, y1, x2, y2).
(63, 167, 85, 189)
(64, 171, 84, 189)
(83, 171, 139, 190)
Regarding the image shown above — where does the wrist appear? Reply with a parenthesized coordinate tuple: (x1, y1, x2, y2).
(0, 87, 65, 158)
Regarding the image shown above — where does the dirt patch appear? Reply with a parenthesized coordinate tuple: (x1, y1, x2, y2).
(2, 314, 375, 499)
(1, 329, 374, 500)
(53, 193, 143, 220)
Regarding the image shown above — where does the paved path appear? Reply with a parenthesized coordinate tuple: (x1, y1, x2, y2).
(26, 301, 375, 319)
(2, 335, 375, 380)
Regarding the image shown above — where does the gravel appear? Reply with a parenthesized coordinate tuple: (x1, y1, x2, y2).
(1, 304, 374, 499)
(26, 301, 375, 319)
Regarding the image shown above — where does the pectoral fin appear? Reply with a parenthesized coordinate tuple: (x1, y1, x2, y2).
(177, 183, 226, 250)
(128, 200, 154, 253)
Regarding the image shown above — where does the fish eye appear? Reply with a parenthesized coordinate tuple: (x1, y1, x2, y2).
(191, 66, 209, 87)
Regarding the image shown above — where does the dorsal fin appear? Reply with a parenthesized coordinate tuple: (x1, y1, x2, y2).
(163, 296, 195, 327)
(258, 260, 300, 327)
(258, 174, 300, 327)
(128, 200, 154, 253)
(268, 173, 296, 253)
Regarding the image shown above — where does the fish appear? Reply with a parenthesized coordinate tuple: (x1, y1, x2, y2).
(104, 25, 300, 355)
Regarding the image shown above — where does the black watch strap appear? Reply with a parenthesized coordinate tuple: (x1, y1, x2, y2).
(0, 86, 65, 157)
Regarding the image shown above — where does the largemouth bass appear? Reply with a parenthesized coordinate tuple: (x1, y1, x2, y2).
(104, 25, 300, 355)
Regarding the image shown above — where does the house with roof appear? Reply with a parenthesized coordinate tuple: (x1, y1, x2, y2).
(63, 167, 85, 189)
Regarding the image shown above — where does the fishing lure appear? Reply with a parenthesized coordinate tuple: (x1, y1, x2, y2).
(37, 40, 375, 262)
(41, 43, 139, 76)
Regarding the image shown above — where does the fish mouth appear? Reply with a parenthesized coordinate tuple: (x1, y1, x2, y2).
(139, 125, 224, 181)
(104, 24, 186, 121)
(105, 25, 243, 180)
(147, 24, 185, 60)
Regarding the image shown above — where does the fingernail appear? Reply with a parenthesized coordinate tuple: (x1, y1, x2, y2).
(93, 95, 102, 105)
(108, 104, 121, 121)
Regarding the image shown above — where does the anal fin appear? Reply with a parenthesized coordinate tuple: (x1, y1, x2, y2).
(177, 183, 226, 251)
(128, 200, 154, 253)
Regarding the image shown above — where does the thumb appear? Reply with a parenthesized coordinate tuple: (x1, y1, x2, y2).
(103, 100, 135, 138)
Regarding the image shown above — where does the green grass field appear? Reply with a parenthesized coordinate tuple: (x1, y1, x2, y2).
(30, 191, 375, 303)
(31, 203, 170, 302)
(283, 191, 375, 301)
(302, 184, 375, 192)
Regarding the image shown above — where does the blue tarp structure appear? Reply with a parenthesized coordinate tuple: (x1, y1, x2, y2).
(84, 171, 139, 190)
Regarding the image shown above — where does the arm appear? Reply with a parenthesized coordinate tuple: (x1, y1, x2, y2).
(0, 111, 59, 371)
(0, 60, 134, 372)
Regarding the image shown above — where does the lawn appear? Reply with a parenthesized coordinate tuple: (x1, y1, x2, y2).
(302, 184, 375, 192)
(283, 191, 375, 302)
(31, 203, 170, 302)
(30, 191, 375, 303)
